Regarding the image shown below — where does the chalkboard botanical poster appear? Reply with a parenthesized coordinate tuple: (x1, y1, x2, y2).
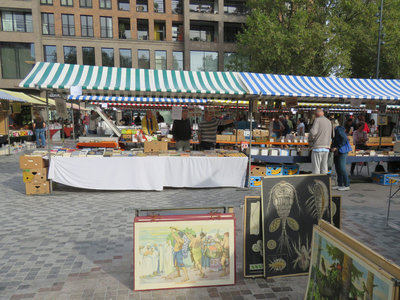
(261, 174, 332, 278)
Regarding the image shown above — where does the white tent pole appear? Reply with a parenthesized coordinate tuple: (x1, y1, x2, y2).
(7, 107, 10, 155)
(46, 91, 52, 193)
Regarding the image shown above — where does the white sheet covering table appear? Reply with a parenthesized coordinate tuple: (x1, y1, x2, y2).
(48, 156, 247, 191)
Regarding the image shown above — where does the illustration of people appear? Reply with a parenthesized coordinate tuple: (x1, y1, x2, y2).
(138, 245, 144, 278)
(171, 227, 189, 282)
(143, 244, 154, 277)
(158, 243, 164, 274)
(185, 231, 206, 278)
(163, 240, 174, 276)
(201, 236, 212, 271)
(215, 231, 229, 277)
(151, 246, 159, 275)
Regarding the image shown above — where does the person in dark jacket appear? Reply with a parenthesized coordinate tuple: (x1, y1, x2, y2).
(172, 109, 192, 151)
(120, 115, 130, 126)
(134, 113, 141, 126)
(332, 125, 351, 191)
(279, 115, 291, 137)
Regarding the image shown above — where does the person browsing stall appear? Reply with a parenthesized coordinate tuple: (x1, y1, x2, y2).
(198, 109, 233, 150)
(350, 122, 369, 175)
(156, 111, 164, 123)
(120, 115, 131, 126)
(141, 110, 159, 135)
(33, 115, 46, 148)
(309, 109, 334, 174)
(332, 125, 351, 191)
(88, 110, 99, 134)
(172, 109, 192, 151)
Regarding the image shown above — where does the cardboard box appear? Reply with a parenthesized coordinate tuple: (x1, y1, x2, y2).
(368, 137, 380, 143)
(347, 145, 356, 156)
(144, 141, 168, 153)
(249, 176, 262, 187)
(217, 135, 231, 142)
(22, 168, 47, 183)
(20, 155, 48, 169)
(121, 134, 132, 141)
(161, 138, 171, 142)
(250, 165, 266, 176)
(236, 136, 247, 142)
(25, 181, 50, 195)
(371, 172, 399, 185)
(382, 137, 393, 144)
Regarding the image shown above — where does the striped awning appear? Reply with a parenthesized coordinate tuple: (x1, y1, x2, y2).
(69, 95, 208, 103)
(240, 72, 400, 102)
(0, 89, 27, 102)
(19, 62, 247, 98)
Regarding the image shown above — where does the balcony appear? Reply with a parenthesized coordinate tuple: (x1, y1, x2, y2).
(118, 18, 131, 39)
(136, 0, 148, 12)
(137, 19, 148, 40)
(224, 22, 243, 43)
(172, 0, 182, 14)
(189, 0, 218, 14)
(172, 22, 184, 42)
(224, 1, 249, 15)
(190, 21, 218, 42)
(118, 0, 130, 11)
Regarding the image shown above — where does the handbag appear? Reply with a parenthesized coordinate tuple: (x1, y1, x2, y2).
(339, 139, 352, 153)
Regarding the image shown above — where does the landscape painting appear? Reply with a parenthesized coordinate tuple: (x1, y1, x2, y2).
(305, 225, 395, 300)
(133, 217, 236, 291)
(261, 174, 332, 278)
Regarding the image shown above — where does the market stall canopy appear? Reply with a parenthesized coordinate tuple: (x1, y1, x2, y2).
(19, 62, 247, 99)
(0, 89, 27, 102)
(29, 95, 88, 110)
(68, 95, 208, 103)
(3, 90, 46, 105)
(240, 72, 400, 103)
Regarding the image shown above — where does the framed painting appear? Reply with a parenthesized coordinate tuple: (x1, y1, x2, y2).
(136, 206, 234, 217)
(133, 215, 236, 291)
(261, 174, 332, 278)
(243, 196, 264, 278)
(305, 221, 399, 300)
(331, 195, 341, 229)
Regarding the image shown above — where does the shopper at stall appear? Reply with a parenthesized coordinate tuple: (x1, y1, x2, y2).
(279, 115, 291, 137)
(88, 110, 99, 134)
(33, 115, 46, 148)
(369, 119, 377, 133)
(142, 110, 159, 135)
(223, 112, 232, 120)
(156, 111, 164, 123)
(83, 112, 90, 135)
(270, 114, 284, 138)
(297, 118, 305, 136)
(309, 109, 333, 174)
(350, 122, 369, 175)
(285, 115, 293, 130)
(198, 109, 233, 150)
(344, 118, 354, 134)
(134, 113, 141, 126)
(358, 115, 370, 133)
(172, 109, 192, 151)
(332, 125, 351, 191)
(120, 115, 131, 126)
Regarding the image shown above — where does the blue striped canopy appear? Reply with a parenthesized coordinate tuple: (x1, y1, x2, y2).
(240, 73, 400, 101)
(68, 95, 208, 103)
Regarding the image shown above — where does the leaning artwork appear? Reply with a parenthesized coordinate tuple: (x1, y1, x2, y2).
(133, 215, 236, 291)
(261, 174, 332, 278)
(305, 222, 397, 300)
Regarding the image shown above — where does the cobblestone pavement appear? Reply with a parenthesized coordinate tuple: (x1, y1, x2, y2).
(0, 152, 399, 300)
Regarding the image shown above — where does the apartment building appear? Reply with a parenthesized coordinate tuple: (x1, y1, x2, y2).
(0, 0, 248, 91)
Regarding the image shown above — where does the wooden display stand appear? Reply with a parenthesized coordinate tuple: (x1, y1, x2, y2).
(0, 112, 8, 135)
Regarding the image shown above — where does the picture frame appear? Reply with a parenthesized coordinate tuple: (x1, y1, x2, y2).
(133, 214, 236, 291)
(243, 196, 263, 278)
(261, 174, 332, 278)
(331, 195, 341, 229)
(305, 220, 400, 300)
(135, 206, 234, 217)
(378, 116, 388, 126)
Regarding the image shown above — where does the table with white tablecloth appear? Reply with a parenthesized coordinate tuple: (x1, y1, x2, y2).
(48, 156, 248, 191)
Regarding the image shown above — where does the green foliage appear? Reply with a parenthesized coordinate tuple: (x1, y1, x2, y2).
(166, 227, 197, 247)
(235, 0, 400, 78)
(326, 243, 344, 264)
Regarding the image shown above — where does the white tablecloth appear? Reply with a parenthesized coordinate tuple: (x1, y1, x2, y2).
(48, 156, 247, 191)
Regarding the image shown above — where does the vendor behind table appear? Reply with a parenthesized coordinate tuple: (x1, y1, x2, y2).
(141, 110, 159, 135)
(198, 109, 233, 150)
(172, 109, 192, 151)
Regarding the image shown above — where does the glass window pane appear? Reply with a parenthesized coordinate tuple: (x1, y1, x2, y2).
(204, 51, 218, 71)
(44, 45, 57, 63)
(120, 49, 132, 68)
(2, 12, 13, 31)
(173, 51, 183, 71)
(172, 0, 182, 13)
(190, 51, 218, 71)
(138, 50, 150, 69)
(64, 46, 77, 64)
(82, 47, 95, 65)
(190, 51, 204, 71)
(155, 50, 166, 70)
(102, 48, 114, 67)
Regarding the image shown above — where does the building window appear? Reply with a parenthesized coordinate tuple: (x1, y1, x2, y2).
(100, 0, 112, 9)
(64, 46, 77, 64)
(155, 50, 166, 70)
(189, 1, 214, 13)
(136, 0, 148, 12)
(80, 0, 92, 8)
(190, 25, 215, 42)
(224, 0, 249, 15)
(81, 15, 93, 37)
(120, 49, 132, 68)
(172, 23, 183, 42)
(41, 13, 55, 35)
(44, 45, 57, 63)
(102, 48, 114, 67)
(137, 19, 148, 40)
(1, 11, 33, 33)
(154, 21, 165, 41)
(138, 50, 150, 69)
(173, 51, 183, 71)
(118, 0, 130, 11)
(190, 51, 218, 71)
(61, 14, 75, 36)
(100, 17, 112, 38)
(172, 0, 182, 13)
(61, 0, 73, 6)
(82, 47, 95, 65)
(154, 0, 165, 13)
(118, 18, 131, 39)
(224, 23, 242, 43)
(223, 52, 235, 71)
(41, 0, 53, 5)
(0, 42, 35, 79)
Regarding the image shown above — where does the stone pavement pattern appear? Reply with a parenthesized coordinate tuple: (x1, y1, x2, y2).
(0, 153, 400, 300)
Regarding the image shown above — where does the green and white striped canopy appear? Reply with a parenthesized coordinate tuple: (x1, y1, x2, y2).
(19, 62, 246, 98)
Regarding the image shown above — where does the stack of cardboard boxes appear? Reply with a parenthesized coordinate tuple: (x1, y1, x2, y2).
(20, 155, 50, 195)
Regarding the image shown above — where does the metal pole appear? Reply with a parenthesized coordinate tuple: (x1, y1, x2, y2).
(235, 100, 239, 147)
(247, 99, 254, 188)
(376, 0, 384, 79)
(7, 107, 10, 155)
(72, 105, 75, 145)
(46, 91, 52, 193)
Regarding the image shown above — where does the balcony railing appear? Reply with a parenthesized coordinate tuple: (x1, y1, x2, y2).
(224, 4, 249, 15)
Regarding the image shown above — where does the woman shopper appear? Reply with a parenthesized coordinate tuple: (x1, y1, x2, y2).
(296, 117, 305, 136)
(350, 122, 369, 175)
(33, 115, 46, 148)
(331, 124, 352, 191)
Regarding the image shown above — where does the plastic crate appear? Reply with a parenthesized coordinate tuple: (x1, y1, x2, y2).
(249, 176, 262, 187)
(282, 165, 299, 175)
(266, 165, 282, 176)
(371, 172, 399, 185)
